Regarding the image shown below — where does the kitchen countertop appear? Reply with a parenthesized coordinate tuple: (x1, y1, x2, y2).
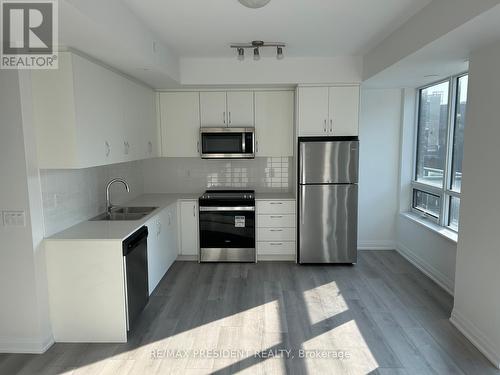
(46, 193, 200, 242)
(255, 192, 295, 200)
(46, 192, 296, 242)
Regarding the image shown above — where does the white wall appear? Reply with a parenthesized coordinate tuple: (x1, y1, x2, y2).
(0, 71, 52, 353)
(180, 56, 362, 86)
(394, 88, 457, 295)
(451, 40, 500, 369)
(358, 89, 402, 249)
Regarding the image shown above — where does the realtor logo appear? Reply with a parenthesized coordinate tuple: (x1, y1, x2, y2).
(1, 0, 58, 69)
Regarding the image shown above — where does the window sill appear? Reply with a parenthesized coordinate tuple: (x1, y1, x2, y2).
(400, 212, 458, 243)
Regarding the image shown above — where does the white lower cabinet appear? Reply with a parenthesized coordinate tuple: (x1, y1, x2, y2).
(145, 204, 178, 295)
(179, 200, 199, 257)
(256, 199, 296, 259)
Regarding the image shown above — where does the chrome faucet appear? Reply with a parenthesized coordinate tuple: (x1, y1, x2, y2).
(106, 178, 130, 214)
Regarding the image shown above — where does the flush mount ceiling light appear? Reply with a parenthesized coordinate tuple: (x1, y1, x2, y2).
(230, 40, 286, 61)
(238, 0, 271, 9)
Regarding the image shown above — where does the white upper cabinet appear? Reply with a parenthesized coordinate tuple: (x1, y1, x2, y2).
(200, 91, 254, 127)
(329, 86, 359, 136)
(298, 86, 359, 137)
(255, 91, 294, 157)
(160, 92, 201, 157)
(31, 52, 157, 169)
(226, 91, 254, 127)
(297, 87, 329, 136)
(200, 91, 226, 127)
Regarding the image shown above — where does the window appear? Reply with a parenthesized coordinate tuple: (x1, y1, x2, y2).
(412, 74, 468, 231)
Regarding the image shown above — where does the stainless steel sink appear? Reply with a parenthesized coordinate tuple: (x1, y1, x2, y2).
(89, 207, 158, 221)
(112, 206, 158, 215)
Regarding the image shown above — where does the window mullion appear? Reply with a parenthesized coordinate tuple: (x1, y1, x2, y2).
(442, 77, 456, 227)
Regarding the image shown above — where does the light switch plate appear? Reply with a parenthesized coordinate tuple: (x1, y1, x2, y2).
(3, 211, 26, 227)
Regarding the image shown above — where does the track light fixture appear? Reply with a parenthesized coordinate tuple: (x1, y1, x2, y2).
(253, 47, 260, 61)
(237, 48, 245, 61)
(231, 40, 285, 61)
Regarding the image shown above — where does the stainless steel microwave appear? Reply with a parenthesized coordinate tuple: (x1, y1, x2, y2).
(200, 127, 255, 159)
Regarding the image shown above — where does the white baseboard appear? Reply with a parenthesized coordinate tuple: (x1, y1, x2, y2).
(358, 240, 396, 250)
(395, 242, 454, 295)
(0, 334, 54, 354)
(450, 310, 500, 369)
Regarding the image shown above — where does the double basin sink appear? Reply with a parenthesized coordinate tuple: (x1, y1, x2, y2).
(90, 206, 158, 221)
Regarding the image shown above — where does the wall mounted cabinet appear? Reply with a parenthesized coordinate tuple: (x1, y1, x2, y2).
(297, 86, 359, 137)
(255, 91, 294, 157)
(159, 92, 201, 157)
(31, 52, 158, 169)
(200, 91, 254, 127)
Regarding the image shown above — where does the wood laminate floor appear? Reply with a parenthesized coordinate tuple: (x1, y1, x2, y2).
(1, 251, 498, 375)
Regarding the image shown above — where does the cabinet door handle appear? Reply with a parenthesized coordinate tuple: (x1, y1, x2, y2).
(148, 141, 153, 155)
(193, 205, 196, 217)
(324, 119, 327, 132)
(256, 140, 259, 153)
(197, 141, 200, 153)
(223, 111, 226, 124)
(270, 243, 283, 246)
(228, 111, 231, 124)
(270, 202, 282, 205)
(270, 216, 283, 219)
(330, 119, 333, 133)
(124, 141, 128, 155)
(270, 229, 283, 232)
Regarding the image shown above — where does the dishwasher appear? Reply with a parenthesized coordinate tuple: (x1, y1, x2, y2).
(123, 226, 149, 331)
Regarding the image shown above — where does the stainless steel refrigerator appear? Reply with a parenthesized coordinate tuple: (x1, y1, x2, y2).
(298, 137, 359, 264)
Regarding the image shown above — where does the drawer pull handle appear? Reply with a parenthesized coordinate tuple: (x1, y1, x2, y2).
(270, 229, 283, 232)
(270, 216, 283, 218)
(270, 202, 283, 205)
(270, 243, 283, 246)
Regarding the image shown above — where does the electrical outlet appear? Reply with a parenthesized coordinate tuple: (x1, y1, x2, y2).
(3, 211, 26, 227)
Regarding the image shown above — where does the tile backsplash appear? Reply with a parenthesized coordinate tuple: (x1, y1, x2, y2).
(40, 161, 144, 237)
(142, 157, 292, 194)
(40, 156, 292, 236)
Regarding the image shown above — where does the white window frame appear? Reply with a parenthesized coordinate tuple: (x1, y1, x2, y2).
(411, 73, 468, 231)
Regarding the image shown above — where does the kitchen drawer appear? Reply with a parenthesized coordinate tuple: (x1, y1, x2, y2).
(256, 200, 295, 214)
(257, 214, 296, 228)
(257, 227, 295, 242)
(257, 241, 295, 255)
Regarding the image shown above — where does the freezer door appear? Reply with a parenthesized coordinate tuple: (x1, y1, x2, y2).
(299, 184, 358, 263)
(299, 140, 359, 184)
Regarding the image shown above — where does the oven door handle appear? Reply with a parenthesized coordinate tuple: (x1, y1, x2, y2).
(199, 206, 255, 212)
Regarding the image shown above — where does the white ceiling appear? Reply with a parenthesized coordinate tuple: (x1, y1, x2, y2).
(123, 0, 432, 58)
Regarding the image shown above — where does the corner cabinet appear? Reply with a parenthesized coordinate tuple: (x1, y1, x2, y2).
(31, 52, 158, 169)
(297, 85, 359, 137)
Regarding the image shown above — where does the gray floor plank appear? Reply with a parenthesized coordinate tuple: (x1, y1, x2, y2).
(2, 252, 499, 375)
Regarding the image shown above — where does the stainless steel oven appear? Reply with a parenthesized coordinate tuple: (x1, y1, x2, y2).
(199, 190, 256, 262)
(200, 128, 255, 159)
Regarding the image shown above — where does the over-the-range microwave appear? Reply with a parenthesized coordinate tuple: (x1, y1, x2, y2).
(200, 127, 255, 159)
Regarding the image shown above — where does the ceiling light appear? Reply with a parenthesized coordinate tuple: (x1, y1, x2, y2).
(253, 48, 260, 61)
(238, 0, 271, 9)
(237, 48, 245, 61)
(276, 46, 283, 60)
(230, 41, 285, 61)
